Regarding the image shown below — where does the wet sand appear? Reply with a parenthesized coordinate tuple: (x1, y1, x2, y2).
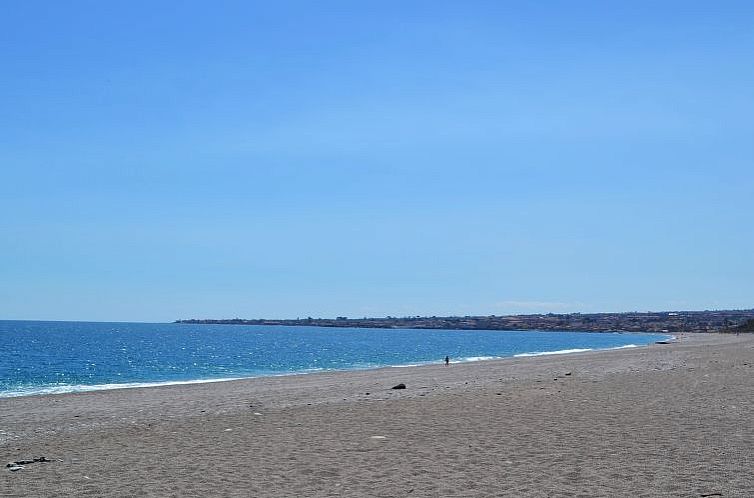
(1, 333, 752, 497)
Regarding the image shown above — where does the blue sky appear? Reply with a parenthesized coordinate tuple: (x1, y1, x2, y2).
(2, 1, 753, 321)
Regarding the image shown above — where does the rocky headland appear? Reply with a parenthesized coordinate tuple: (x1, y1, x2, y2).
(177, 309, 754, 333)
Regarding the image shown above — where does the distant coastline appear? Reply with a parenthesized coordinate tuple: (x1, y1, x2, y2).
(176, 308, 754, 334)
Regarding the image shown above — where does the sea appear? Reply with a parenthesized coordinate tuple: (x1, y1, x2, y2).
(0, 320, 669, 398)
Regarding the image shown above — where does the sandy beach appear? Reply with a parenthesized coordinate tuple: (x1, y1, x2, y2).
(1, 333, 752, 497)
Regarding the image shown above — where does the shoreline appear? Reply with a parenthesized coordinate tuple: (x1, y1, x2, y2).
(0, 332, 670, 400)
(2, 333, 751, 497)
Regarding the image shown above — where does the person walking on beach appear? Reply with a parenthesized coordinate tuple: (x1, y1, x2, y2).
(444, 356, 450, 366)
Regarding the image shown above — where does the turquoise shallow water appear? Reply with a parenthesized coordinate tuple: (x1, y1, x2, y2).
(0, 320, 668, 398)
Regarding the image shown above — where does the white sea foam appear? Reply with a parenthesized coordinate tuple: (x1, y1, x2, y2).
(454, 355, 501, 363)
(514, 348, 594, 357)
(514, 343, 640, 358)
(0, 377, 246, 399)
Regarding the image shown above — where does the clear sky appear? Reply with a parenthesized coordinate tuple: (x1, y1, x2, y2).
(2, 1, 753, 322)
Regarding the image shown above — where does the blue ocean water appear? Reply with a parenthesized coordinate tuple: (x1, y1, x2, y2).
(0, 321, 669, 398)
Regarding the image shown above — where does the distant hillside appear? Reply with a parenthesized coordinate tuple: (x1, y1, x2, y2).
(734, 319, 754, 333)
(177, 309, 754, 333)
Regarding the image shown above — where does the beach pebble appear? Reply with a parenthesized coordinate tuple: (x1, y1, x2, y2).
(392, 383, 406, 389)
